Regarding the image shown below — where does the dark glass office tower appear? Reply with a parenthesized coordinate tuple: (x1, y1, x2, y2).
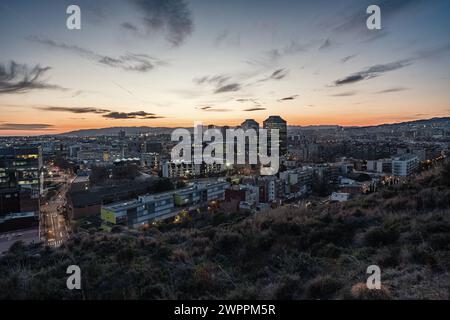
(263, 116, 287, 156)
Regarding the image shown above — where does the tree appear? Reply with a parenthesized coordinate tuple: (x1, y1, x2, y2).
(441, 161, 450, 186)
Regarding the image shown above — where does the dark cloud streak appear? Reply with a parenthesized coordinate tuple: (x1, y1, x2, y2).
(0, 123, 55, 131)
(35, 106, 164, 120)
(334, 59, 412, 86)
(0, 61, 66, 94)
(28, 36, 164, 72)
(129, 0, 194, 47)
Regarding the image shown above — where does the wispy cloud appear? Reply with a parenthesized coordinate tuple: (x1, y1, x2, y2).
(214, 29, 240, 47)
(35, 106, 164, 119)
(375, 87, 410, 94)
(214, 83, 241, 94)
(330, 91, 358, 97)
(103, 111, 163, 119)
(318, 38, 335, 50)
(283, 40, 312, 55)
(341, 54, 358, 63)
(334, 59, 412, 86)
(415, 43, 450, 60)
(197, 106, 231, 112)
(257, 68, 289, 83)
(244, 107, 266, 112)
(121, 22, 138, 32)
(0, 61, 67, 94)
(278, 95, 299, 101)
(35, 106, 110, 114)
(194, 75, 230, 86)
(125, 0, 194, 47)
(235, 98, 262, 107)
(194, 74, 243, 95)
(0, 123, 55, 131)
(28, 35, 165, 72)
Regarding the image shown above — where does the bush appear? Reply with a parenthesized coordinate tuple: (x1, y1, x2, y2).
(349, 282, 392, 300)
(363, 227, 399, 247)
(274, 275, 303, 299)
(305, 276, 342, 299)
(214, 231, 243, 253)
(440, 161, 450, 186)
(409, 247, 438, 267)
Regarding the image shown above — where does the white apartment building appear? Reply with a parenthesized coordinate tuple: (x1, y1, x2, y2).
(392, 155, 419, 177)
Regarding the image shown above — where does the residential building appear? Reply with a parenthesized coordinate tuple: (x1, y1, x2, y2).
(392, 154, 419, 177)
(263, 116, 288, 156)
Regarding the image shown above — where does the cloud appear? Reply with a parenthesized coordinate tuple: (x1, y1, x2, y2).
(375, 87, 410, 94)
(0, 123, 55, 131)
(341, 54, 358, 63)
(129, 0, 194, 47)
(197, 106, 231, 112)
(236, 98, 260, 104)
(334, 59, 412, 86)
(36, 106, 111, 114)
(214, 83, 241, 94)
(214, 30, 240, 47)
(247, 41, 312, 68)
(257, 68, 289, 83)
(415, 43, 450, 60)
(194, 74, 243, 94)
(0, 61, 67, 94)
(270, 68, 289, 80)
(278, 95, 299, 101)
(121, 22, 138, 32)
(244, 107, 266, 112)
(35, 106, 163, 119)
(28, 35, 164, 72)
(283, 40, 311, 55)
(319, 38, 334, 50)
(330, 91, 357, 97)
(244, 49, 283, 68)
(194, 75, 230, 86)
(214, 30, 229, 46)
(103, 111, 163, 119)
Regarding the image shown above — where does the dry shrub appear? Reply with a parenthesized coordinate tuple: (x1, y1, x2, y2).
(305, 275, 342, 299)
(350, 282, 392, 300)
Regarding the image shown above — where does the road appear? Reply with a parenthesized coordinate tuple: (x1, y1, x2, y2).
(40, 169, 74, 247)
(0, 228, 40, 254)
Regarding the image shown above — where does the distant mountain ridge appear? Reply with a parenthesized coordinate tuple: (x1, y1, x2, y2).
(59, 126, 180, 137)
(60, 117, 450, 136)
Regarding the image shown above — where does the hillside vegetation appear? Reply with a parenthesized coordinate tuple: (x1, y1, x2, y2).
(1, 163, 449, 300)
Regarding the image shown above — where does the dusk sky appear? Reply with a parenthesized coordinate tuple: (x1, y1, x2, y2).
(0, 0, 449, 135)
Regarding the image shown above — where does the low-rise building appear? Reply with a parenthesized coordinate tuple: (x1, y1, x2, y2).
(330, 192, 351, 202)
(100, 181, 229, 228)
(392, 154, 419, 177)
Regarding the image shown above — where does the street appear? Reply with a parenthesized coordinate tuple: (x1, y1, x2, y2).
(40, 169, 74, 247)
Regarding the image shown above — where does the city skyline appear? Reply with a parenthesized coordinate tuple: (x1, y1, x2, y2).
(1, 0, 450, 136)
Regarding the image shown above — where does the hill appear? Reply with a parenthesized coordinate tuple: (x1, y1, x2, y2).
(59, 117, 450, 136)
(59, 126, 177, 137)
(0, 163, 449, 299)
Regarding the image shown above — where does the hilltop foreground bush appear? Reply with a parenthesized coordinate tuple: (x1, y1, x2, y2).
(0, 164, 449, 300)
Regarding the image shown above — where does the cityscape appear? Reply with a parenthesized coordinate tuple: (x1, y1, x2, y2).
(0, 0, 450, 306)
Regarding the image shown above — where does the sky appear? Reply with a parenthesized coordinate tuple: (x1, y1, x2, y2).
(0, 0, 449, 135)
